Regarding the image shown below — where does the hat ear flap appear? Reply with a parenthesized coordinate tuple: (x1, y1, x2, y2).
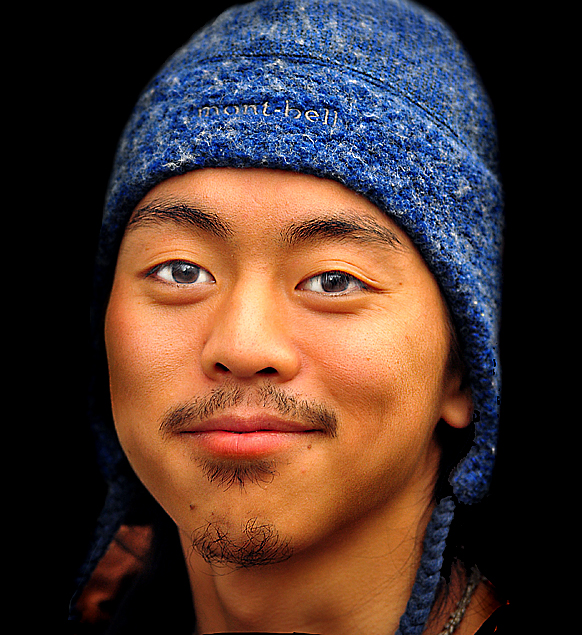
(451, 445, 496, 504)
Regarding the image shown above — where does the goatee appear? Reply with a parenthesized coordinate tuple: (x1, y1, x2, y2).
(190, 517, 293, 568)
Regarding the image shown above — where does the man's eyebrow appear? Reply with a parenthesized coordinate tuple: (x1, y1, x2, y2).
(126, 202, 233, 239)
(280, 213, 405, 251)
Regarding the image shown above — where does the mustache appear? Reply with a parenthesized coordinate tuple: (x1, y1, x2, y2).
(159, 382, 338, 438)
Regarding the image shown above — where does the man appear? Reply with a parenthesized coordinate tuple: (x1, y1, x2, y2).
(70, 0, 508, 632)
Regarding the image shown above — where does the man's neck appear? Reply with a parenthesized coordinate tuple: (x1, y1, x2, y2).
(180, 497, 435, 635)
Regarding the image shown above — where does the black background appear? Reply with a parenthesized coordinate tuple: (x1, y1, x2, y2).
(49, 0, 566, 627)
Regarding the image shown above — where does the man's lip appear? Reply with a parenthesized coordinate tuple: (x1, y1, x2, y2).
(176, 414, 323, 457)
(178, 414, 319, 434)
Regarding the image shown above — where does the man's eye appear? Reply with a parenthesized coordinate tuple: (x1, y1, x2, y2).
(300, 271, 367, 295)
(150, 261, 215, 285)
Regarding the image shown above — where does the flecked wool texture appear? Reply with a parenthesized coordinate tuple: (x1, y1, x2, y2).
(82, 0, 503, 631)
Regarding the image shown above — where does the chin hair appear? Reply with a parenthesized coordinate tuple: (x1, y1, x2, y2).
(191, 517, 293, 568)
(197, 457, 278, 491)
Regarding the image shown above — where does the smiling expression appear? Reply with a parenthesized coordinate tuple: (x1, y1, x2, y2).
(104, 167, 472, 566)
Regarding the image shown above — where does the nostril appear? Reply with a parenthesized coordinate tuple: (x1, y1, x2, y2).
(212, 363, 278, 376)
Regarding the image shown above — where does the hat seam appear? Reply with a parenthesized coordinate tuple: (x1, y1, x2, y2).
(173, 51, 477, 158)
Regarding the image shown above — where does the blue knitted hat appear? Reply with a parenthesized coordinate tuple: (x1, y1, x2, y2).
(84, 0, 503, 631)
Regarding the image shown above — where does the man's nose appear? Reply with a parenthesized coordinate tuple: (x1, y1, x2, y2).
(200, 284, 302, 382)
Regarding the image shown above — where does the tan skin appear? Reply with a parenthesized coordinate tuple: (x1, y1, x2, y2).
(105, 168, 498, 634)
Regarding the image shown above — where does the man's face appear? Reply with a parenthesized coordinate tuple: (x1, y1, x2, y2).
(105, 168, 471, 567)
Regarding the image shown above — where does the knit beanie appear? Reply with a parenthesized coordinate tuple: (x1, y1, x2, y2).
(84, 0, 503, 632)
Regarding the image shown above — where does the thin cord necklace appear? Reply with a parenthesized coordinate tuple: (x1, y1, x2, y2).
(436, 567, 483, 635)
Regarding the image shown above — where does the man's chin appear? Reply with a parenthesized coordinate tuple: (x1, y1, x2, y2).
(190, 516, 293, 569)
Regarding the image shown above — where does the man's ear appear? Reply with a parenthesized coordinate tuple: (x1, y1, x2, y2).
(440, 370, 473, 430)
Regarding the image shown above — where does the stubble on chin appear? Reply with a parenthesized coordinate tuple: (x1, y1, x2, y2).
(186, 458, 293, 568)
(189, 516, 293, 568)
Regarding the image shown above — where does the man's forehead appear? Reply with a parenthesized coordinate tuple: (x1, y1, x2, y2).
(126, 169, 409, 253)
